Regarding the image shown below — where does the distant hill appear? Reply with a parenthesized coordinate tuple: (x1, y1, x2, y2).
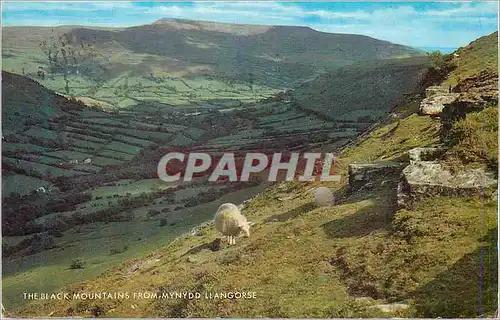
(292, 56, 430, 120)
(2, 71, 75, 135)
(3, 18, 424, 90)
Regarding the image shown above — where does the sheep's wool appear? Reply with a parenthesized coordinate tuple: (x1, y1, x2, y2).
(314, 187, 334, 206)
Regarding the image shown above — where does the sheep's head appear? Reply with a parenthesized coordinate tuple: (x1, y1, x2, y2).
(238, 221, 254, 237)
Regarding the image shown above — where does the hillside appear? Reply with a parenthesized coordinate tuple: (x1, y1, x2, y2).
(2, 19, 424, 108)
(10, 101, 498, 318)
(444, 31, 498, 86)
(6, 31, 498, 318)
(292, 56, 429, 119)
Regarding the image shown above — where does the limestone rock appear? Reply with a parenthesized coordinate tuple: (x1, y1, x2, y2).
(397, 161, 497, 208)
(348, 162, 406, 192)
(419, 92, 460, 116)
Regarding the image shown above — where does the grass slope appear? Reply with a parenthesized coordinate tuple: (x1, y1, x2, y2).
(444, 31, 498, 86)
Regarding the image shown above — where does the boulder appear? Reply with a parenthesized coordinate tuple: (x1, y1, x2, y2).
(348, 162, 406, 192)
(419, 92, 460, 116)
(397, 161, 497, 209)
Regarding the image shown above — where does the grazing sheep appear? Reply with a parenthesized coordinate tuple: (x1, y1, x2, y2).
(36, 186, 46, 193)
(214, 203, 253, 245)
(314, 187, 334, 206)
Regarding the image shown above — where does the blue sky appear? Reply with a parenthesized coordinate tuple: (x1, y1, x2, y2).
(2, 1, 498, 48)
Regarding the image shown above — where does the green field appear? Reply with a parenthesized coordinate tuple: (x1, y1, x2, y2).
(2, 174, 54, 196)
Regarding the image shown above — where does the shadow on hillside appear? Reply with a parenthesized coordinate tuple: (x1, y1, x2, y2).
(321, 202, 392, 239)
(264, 202, 316, 223)
(181, 238, 222, 256)
(337, 183, 398, 207)
(412, 228, 498, 318)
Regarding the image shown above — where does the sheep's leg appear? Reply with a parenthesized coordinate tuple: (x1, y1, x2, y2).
(227, 236, 232, 245)
(231, 237, 236, 245)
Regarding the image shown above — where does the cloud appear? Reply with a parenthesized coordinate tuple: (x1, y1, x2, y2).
(2, 1, 498, 47)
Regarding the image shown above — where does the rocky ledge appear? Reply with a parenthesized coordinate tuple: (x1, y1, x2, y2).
(347, 147, 497, 209)
(397, 160, 497, 209)
(348, 162, 407, 192)
(419, 92, 460, 116)
(419, 69, 498, 117)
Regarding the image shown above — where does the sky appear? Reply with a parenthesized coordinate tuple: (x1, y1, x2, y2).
(2, 1, 498, 49)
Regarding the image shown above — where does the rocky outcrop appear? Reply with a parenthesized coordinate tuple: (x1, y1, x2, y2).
(397, 159, 497, 209)
(452, 69, 498, 94)
(420, 70, 498, 117)
(347, 147, 497, 209)
(425, 85, 449, 98)
(419, 92, 460, 116)
(348, 162, 406, 192)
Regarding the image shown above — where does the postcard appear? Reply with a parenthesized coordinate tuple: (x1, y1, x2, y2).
(1, 1, 498, 318)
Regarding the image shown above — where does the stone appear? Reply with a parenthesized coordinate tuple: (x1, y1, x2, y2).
(210, 238, 222, 252)
(348, 162, 406, 192)
(190, 220, 214, 236)
(313, 187, 334, 206)
(419, 92, 460, 116)
(397, 161, 497, 209)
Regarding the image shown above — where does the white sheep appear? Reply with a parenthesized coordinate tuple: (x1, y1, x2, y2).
(214, 203, 253, 245)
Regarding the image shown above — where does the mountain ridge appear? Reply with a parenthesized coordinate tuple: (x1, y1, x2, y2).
(3, 18, 424, 92)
